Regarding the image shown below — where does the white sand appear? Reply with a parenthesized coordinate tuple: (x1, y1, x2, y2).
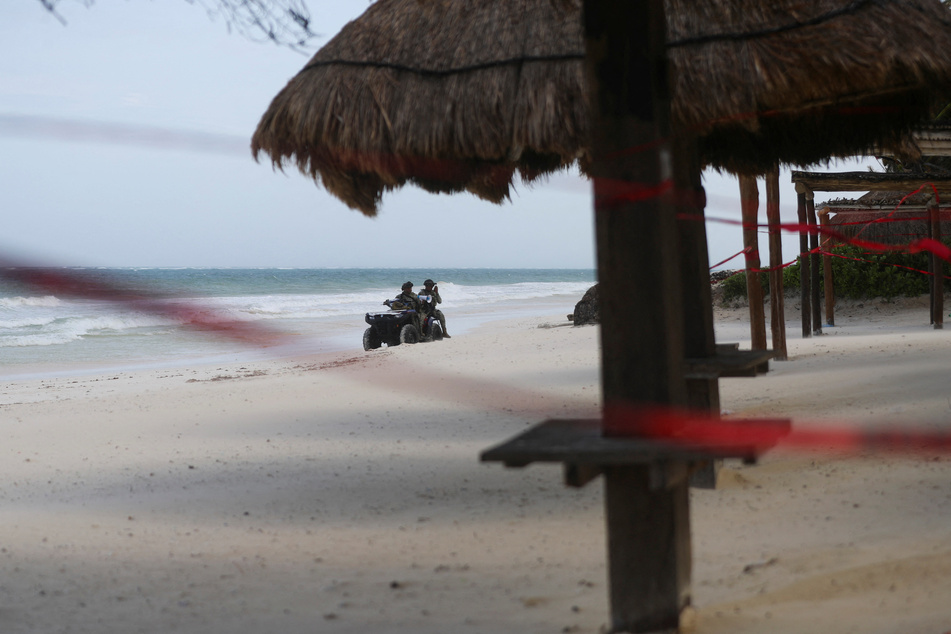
(1, 296, 950, 633)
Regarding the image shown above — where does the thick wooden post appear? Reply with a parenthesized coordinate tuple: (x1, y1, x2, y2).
(740, 175, 767, 350)
(765, 168, 787, 360)
(603, 465, 691, 632)
(674, 134, 717, 406)
(673, 133, 721, 489)
(930, 197, 944, 330)
(820, 209, 835, 327)
(806, 190, 822, 334)
(584, 0, 691, 630)
(795, 183, 812, 338)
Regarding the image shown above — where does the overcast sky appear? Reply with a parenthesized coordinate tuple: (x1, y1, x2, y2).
(0, 1, 875, 269)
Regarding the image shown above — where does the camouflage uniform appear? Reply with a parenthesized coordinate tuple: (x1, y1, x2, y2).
(397, 289, 420, 311)
(384, 282, 424, 332)
(420, 279, 450, 337)
(385, 282, 421, 312)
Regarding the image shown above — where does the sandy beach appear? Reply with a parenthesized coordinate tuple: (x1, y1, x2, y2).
(1, 296, 950, 633)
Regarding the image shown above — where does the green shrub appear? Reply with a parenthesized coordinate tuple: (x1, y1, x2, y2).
(715, 243, 950, 300)
(719, 270, 763, 302)
(783, 262, 801, 291)
(718, 264, 800, 302)
(827, 245, 935, 299)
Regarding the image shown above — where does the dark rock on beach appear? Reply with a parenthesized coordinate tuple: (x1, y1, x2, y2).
(572, 272, 739, 323)
(709, 269, 738, 284)
(572, 284, 600, 325)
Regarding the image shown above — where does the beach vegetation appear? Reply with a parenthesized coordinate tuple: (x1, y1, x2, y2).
(717, 242, 951, 302)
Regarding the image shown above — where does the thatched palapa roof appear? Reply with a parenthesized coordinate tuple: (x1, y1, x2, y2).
(253, 0, 586, 215)
(829, 211, 951, 245)
(252, 0, 951, 215)
(824, 190, 951, 244)
(669, 0, 951, 172)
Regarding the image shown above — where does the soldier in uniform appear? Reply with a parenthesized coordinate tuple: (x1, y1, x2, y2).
(420, 278, 450, 338)
(385, 281, 421, 311)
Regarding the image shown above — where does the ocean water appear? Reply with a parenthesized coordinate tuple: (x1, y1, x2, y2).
(0, 268, 595, 378)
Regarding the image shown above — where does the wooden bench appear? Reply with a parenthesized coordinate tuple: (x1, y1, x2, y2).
(482, 416, 790, 488)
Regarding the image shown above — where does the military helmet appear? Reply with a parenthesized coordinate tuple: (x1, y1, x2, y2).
(401, 281, 413, 291)
(424, 279, 434, 286)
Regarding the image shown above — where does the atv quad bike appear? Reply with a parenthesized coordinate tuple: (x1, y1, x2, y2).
(363, 297, 443, 350)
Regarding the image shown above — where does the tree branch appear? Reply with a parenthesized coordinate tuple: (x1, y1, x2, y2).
(36, 0, 315, 50)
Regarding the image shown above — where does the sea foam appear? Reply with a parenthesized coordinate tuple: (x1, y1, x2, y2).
(0, 268, 595, 373)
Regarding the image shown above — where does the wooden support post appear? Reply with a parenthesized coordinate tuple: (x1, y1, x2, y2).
(604, 465, 691, 632)
(672, 133, 721, 489)
(930, 197, 944, 330)
(739, 175, 768, 350)
(765, 168, 787, 361)
(805, 190, 822, 334)
(584, 0, 691, 630)
(795, 183, 812, 338)
(674, 134, 717, 405)
(929, 239, 935, 325)
(820, 208, 835, 327)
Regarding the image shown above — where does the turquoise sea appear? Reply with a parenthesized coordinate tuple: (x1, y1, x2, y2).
(0, 268, 595, 378)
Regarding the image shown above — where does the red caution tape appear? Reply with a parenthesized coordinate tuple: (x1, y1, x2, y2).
(604, 404, 951, 457)
(703, 214, 951, 266)
(604, 404, 789, 452)
(0, 260, 287, 346)
(594, 177, 675, 209)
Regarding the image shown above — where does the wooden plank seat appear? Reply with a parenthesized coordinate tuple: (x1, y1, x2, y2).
(684, 343, 776, 379)
(481, 417, 790, 488)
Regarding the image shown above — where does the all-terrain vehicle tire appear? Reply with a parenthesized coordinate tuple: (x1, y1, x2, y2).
(363, 327, 382, 351)
(430, 322, 443, 341)
(399, 324, 420, 344)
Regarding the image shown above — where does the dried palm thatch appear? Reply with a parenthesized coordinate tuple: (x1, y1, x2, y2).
(830, 210, 951, 244)
(253, 0, 587, 215)
(826, 190, 951, 244)
(252, 0, 951, 215)
(671, 0, 951, 174)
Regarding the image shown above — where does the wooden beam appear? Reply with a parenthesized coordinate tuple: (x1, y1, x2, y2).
(795, 184, 812, 338)
(583, 0, 691, 630)
(791, 171, 951, 193)
(565, 463, 602, 488)
(673, 134, 718, 406)
(585, 2, 685, 428)
(684, 347, 775, 378)
(820, 209, 835, 327)
(806, 192, 822, 335)
(930, 196, 944, 330)
(765, 168, 787, 360)
(481, 419, 788, 467)
(603, 464, 690, 633)
(672, 133, 722, 489)
(740, 175, 767, 350)
(824, 207, 941, 216)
